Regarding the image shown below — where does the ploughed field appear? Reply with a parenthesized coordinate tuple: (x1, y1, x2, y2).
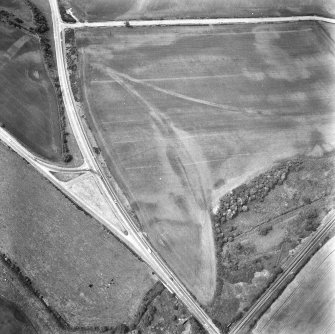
(253, 235, 335, 334)
(0, 23, 62, 160)
(76, 21, 335, 303)
(60, 0, 334, 22)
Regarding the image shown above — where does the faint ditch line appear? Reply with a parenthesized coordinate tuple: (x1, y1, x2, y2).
(124, 153, 267, 170)
(106, 69, 248, 114)
(112, 132, 238, 145)
(92, 73, 242, 83)
(235, 196, 328, 239)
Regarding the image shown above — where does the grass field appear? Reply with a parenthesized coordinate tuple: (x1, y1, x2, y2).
(253, 235, 335, 334)
(0, 142, 155, 329)
(59, 0, 335, 22)
(0, 297, 36, 334)
(0, 22, 63, 161)
(76, 21, 335, 303)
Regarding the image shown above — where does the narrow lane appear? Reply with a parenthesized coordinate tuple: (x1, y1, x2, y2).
(64, 15, 335, 29)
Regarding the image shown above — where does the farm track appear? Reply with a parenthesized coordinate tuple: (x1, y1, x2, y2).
(236, 195, 329, 240)
(64, 15, 335, 29)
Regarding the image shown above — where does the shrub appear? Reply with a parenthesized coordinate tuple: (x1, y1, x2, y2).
(63, 154, 73, 163)
(125, 21, 132, 28)
(259, 225, 273, 236)
(59, 5, 76, 23)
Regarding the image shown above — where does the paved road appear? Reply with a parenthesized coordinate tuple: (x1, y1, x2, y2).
(0, 128, 89, 173)
(230, 210, 335, 334)
(64, 14, 335, 29)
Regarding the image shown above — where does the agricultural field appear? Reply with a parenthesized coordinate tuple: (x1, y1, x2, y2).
(0, 18, 62, 161)
(59, 0, 335, 22)
(0, 142, 155, 331)
(253, 235, 335, 334)
(76, 21, 335, 304)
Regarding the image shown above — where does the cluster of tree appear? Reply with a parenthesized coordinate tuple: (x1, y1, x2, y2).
(24, 0, 49, 34)
(296, 207, 320, 236)
(93, 146, 101, 155)
(259, 225, 273, 236)
(59, 4, 76, 23)
(40, 35, 55, 69)
(139, 305, 157, 328)
(189, 317, 209, 334)
(64, 29, 81, 102)
(212, 159, 302, 253)
(54, 79, 72, 163)
(132, 282, 164, 330)
(0, 9, 31, 32)
(111, 324, 130, 334)
(214, 159, 302, 225)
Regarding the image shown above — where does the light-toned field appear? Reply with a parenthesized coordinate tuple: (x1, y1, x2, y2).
(60, 0, 335, 22)
(253, 235, 335, 334)
(0, 23, 62, 161)
(0, 142, 155, 328)
(76, 21, 335, 303)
